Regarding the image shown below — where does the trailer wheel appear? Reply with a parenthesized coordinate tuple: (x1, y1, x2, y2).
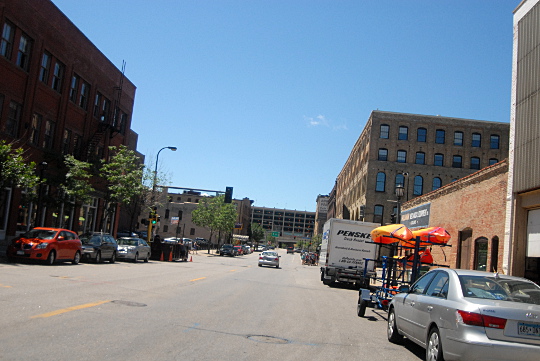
(357, 299, 368, 317)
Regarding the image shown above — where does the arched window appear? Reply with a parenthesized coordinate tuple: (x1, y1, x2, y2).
(376, 172, 386, 192)
(378, 148, 388, 161)
(380, 124, 389, 139)
(474, 237, 488, 271)
(373, 205, 384, 224)
(398, 126, 408, 140)
(432, 177, 442, 191)
(435, 129, 445, 144)
(470, 157, 480, 170)
(434, 153, 444, 166)
(413, 175, 423, 196)
(395, 173, 405, 188)
(397, 150, 407, 163)
(454, 131, 463, 146)
(417, 127, 427, 142)
(490, 135, 500, 149)
(452, 155, 462, 168)
(472, 133, 481, 147)
(489, 158, 499, 166)
(490, 236, 499, 272)
(415, 152, 425, 165)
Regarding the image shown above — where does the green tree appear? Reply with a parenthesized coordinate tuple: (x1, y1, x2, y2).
(192, 195, 237, 248)
(0, 141, 40, 209)
(250, 222, 265, 248)
(100, 145, 145, 232)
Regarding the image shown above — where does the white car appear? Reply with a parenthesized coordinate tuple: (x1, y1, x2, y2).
(258, 251, 280, 268)
(116, 237, 151, 262)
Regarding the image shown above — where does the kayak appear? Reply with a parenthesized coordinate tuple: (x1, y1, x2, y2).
(400, 227, 451, 248)
(371, 224, 413, 244)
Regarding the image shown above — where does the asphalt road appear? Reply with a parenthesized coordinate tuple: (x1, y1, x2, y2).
(0, 250, 424, 361)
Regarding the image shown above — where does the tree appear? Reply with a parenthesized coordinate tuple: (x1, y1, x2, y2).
(250, 222, 265, 248)
(0, 141, 40, 209)
(192, 195, 237, 248)
(100, 145, 145, 232)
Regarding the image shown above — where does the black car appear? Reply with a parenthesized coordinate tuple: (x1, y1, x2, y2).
(80, 232, 118, 263)
(219, 244, 237, 257)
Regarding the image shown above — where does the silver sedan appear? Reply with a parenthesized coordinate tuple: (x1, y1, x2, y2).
(387, 268, 540, 361)
(116, 237, 151, 263)
(258, 251, 280, 268)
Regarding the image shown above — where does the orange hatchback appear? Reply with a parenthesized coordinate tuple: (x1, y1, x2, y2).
(7, 227, 82, 265)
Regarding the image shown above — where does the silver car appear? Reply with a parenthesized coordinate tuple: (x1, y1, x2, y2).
(116, 237, 151, 263)
(387, 268, 540, 361)
(258, 251, 280, 268)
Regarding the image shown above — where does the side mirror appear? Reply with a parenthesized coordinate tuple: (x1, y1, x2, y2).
(57, 236, 65, 241)
(398, 285, 410, 293)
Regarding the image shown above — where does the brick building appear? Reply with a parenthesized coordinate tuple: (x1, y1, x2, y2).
(0, 0, 138, 245)
(401, 160, 508, 273)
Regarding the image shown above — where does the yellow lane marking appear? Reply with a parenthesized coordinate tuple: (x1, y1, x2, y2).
(229, 270, 236, 272)
(31, 300, 111, 319)
(189, 277, 206, 282)
(0, 284, 12, 288)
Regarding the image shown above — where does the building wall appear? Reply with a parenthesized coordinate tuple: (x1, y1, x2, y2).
(402, 160, 508, 272)
(0, 0, 137, 244)
(314, 194, 329, 235)
(335, 111, 509, 227)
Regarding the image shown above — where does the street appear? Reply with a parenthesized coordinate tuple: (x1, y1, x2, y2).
(0, 250, 424, 361)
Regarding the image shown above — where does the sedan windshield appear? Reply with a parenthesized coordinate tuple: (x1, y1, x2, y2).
(80, 236, 101, 246)
(459, 275, 540, 305)
(23, 229, 56, 240)
(262, 252, 278, 257)
(117, 238, 138, 246)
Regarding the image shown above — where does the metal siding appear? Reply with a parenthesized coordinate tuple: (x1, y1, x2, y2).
(515, 2, 540, 193)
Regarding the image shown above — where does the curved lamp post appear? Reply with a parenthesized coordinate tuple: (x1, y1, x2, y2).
(152, 146, 177, 204)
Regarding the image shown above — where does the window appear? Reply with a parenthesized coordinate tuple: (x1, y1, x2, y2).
(190, 228, 195, 236)
(39, 52, 51, 83)
(397, 150, 407, 163)
(373, 205, 384, 224)
(164, 209, 170, 219)
(410, 272, 437, 295)
(6, 101, 22, 137)
(432, 177, 442, 191)
(43, 119, 55, 149)
(119, 112, 128, 134)
(163, 225, 168, 233)
(69, 75, 79, 102)
(52, 61, 65, 92)
(93, 93, 102, 117)
(415, 152, 425, 165)
(1, 22, 14, 59)
(489, 158, 498, 166)
(413, 175, 423, 196)
(101, 97, 111, 122)
(30, 113, 42, 145)
(470, 157, 480, 170)
(62, 129, 71, 154)
(452, 155, 462, 168)
(472, 133, 481, 147)
(380, 124, 389, 139)
(417, 127, 427, 142)
(398, 126, 408, 140)
(395, 173, 405, 188)
(16, 33, 32, 71)
(454, 131, 463, 146)
(490, 135, 500, 149)
(378, 148, 388, 161)
(79, 81, 90, 110)
(435, 129, 445, 144)
(425, 272, 450, 298)
(376, 172, 386, 192)
(434, 153, 444, 166)
(73, 134, 82, 158)
(474, 238, 488, 271)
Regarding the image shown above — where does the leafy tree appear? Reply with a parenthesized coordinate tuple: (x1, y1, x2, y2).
(0, 140, 40, 209)
(250, 222, 265, 248)
(100, 145, 145, 232)
(192, 195, 237, 247)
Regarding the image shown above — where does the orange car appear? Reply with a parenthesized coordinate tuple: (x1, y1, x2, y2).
(6, 227, 82, 265)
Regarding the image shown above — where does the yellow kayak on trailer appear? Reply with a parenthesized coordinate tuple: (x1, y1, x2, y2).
(400, 226, 451, 248)
(371, 224, 413, 244)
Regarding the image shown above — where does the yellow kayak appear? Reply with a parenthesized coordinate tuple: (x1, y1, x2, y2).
(401, 227, 451, 248)
(371, 224, 413, 244)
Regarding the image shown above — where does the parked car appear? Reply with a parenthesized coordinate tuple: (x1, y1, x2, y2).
(80, 233, 118, 263)
(6, 227, 82, 265)
(234, 245, 244, 255)
(258, 251, 280, 268)
(287, 246, 294, 254)
(116, 230, 138, 238)
(117, 237, 151, 262)
(387, 268, 540, 361)
(219, 244, 237, 256)
(242, 245, 251, 254)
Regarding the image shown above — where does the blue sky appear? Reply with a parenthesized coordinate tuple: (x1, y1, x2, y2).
(51, 0, 518, 211)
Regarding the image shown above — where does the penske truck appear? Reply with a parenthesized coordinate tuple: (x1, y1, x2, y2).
(319, 218, 379, 288)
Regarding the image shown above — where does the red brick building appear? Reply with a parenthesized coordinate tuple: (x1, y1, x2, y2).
(401, 160, 508, 273)
(0, 0, 138, 244)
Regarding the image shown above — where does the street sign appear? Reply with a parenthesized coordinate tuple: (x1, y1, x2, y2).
(271, 232, 279, 237)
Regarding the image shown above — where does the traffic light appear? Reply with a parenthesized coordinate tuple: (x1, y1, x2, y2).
(390, 213, 397, 224)
(156, 215, 161, 223)
(360, 205, 365, 218)
(178, 210, 183, 221)
(224, 186, 233, 203)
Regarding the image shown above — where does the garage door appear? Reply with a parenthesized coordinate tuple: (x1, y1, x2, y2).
(527, 208, 540, 257)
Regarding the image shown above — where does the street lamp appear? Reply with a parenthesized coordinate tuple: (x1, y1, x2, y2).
(149, 146, 176, 242)
(36, 161, 48, 227)
(395, 183, 405, 224)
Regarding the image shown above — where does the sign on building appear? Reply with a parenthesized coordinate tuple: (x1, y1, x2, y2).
(401, 203, 431, 229)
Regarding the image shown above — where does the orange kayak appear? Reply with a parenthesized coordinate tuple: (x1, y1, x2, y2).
(400, 227, 451, 248)
(371, 224, 414, 244)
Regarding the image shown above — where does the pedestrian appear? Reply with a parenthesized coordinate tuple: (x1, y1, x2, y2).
(193, 241, 198, 254)
(301, 252, 306, 265)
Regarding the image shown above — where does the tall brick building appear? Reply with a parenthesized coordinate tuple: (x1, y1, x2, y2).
(0, 0, 138, 245)
(333, 110, 509, 226)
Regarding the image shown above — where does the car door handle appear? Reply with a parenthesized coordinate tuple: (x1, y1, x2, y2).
(427, 306, 433, 312)
(410, 301, 415, 307)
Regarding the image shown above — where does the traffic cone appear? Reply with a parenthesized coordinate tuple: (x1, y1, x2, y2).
(189, 256, 193, 262)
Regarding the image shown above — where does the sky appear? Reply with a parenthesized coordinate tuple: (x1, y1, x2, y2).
(51, 0, 519, 212)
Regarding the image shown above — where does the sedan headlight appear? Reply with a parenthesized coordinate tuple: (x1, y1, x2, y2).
(36, 243, 49, 249)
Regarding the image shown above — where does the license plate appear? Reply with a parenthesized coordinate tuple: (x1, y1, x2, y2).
(17, 250, 24, 255)
(518, 322, 540, 337)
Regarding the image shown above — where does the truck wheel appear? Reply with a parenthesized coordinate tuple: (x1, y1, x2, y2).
(357, 299, 368, 317)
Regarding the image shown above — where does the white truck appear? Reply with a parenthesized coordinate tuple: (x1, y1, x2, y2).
(319, 218, 379, 288)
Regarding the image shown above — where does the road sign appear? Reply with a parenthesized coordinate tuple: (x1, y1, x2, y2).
(271, 232, 279, 237)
